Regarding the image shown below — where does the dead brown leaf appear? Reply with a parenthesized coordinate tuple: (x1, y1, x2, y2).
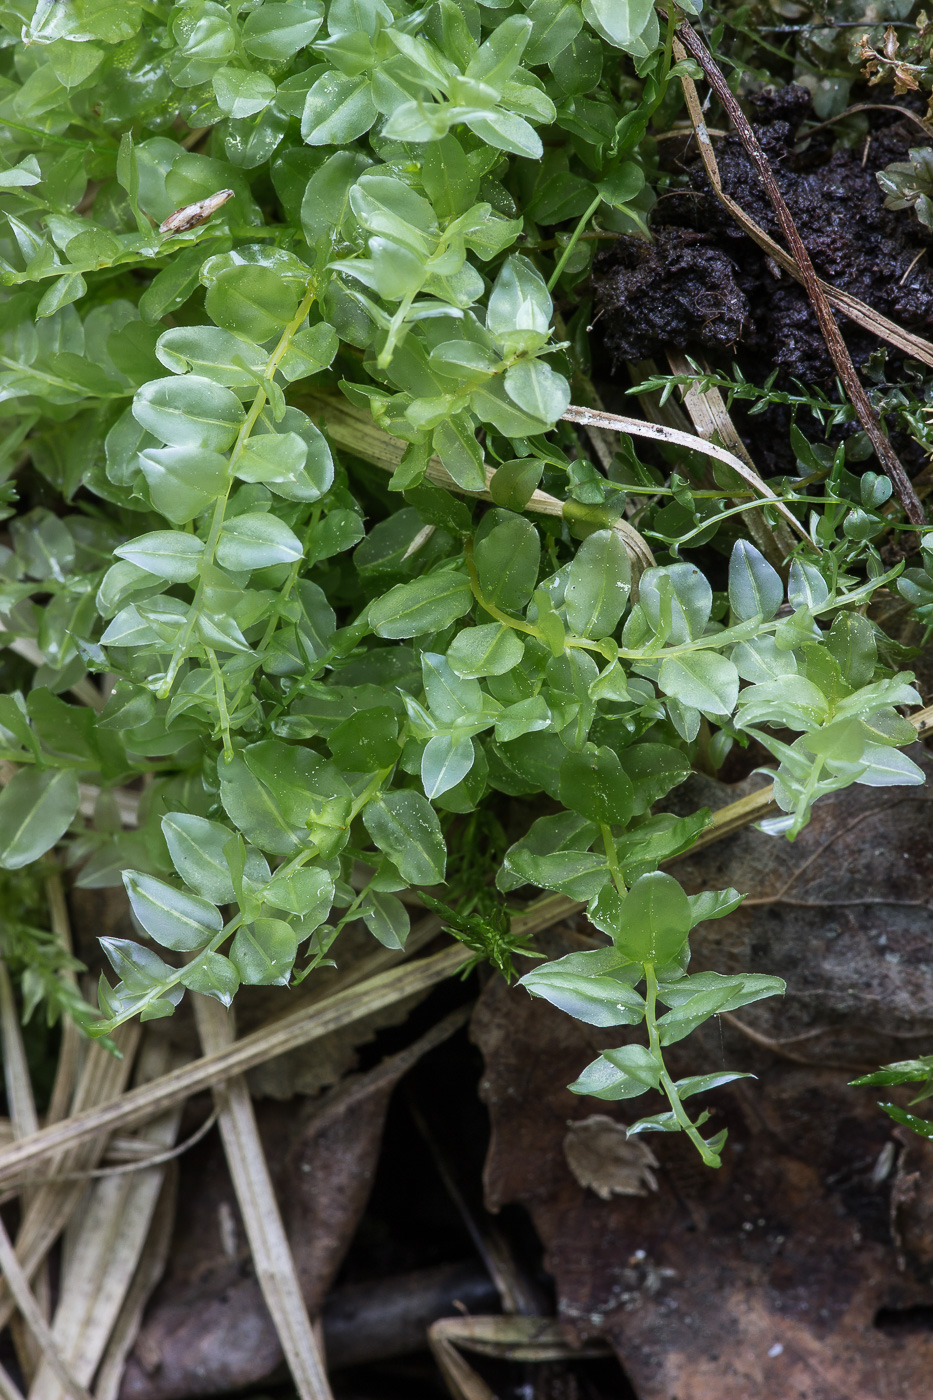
(472, 764, 933, 1399)
(563, 1117, 658, 1200)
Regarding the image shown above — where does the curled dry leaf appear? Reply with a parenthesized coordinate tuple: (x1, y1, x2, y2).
(563, 1115, 659, 1200)
(159, 191, 234, 236)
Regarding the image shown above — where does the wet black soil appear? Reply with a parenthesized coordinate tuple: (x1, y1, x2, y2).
(591, 86, 933, 384)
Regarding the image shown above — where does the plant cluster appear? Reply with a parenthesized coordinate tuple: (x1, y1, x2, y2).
(0, 0, 928, 1165)
(877, 145, 933, 230)
(851, 1055, 933, 1141)
(857, 12, 933, 108)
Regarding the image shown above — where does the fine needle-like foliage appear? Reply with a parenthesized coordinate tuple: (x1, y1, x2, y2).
(0, 0, 928, 1166)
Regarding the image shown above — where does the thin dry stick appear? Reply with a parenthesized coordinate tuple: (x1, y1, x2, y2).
(0, 774, 847, 1187)
(194, 996, 333, 1400)
(298, 388, 656, 574)
(0, 959, 48, 1378)
(44, 875, 81, 1127)
(0, 1026, 140, 1338)
(0, 1212, 95, 1400)
(92, 1167, 179, 1400)
(561, 402, 811, 543)
(665, 349, 795, 566)
(6, 1111, 219, 1191)
(29, 1041, 188, 1400)
(719, 1010, 875, 1070)
(0, 949, 467, 1187)
(675, 18, 925, 524)
(302, 384, 811, 557)
(797, 102, 933, 144)
(675, 51, 933, 372)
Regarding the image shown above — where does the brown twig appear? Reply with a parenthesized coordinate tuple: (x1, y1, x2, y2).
(194, 996, 333, 1400)
(0, 1211, 96, 1400)
(720, 1011, 875, 1069)
(676, 62, 933, 370)
(561, 403, 812, 544)
(665, 349, 795, 567)
(674, 18, 926, 526)
(796, 101, 933, 145)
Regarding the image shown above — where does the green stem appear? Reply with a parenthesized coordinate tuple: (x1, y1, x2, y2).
(793, 753, 825, 833)
(600, 823, 626, 897)
(644, 962, 719, 1165)
(98, 916, 243, 1034)
(207, 648, 233, 763)
(548, 193, 602, 293)
(226, 505, 324, 721)
(644, 962, 661, 1056)
(464, 540, 899, 678)
(378, 287, 418, 370)
(159, 280, 319, 698)
(0, 117, 118, 151)
(464, 539, 540, 638)
(348, 765, 396, 825)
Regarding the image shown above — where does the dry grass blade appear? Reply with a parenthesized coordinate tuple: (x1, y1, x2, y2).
(675, 51, 933, 373)
(194, 996, 333, 1400)
(913, 703, 933, 736)
(28, 1040, 187, 1400)
(92, 1166, 178, 1400)
(428, 1322, 497, 1400)
(0, 951, 466, 1188)
(428, 1317, 613, 1399)
(0, 704, 929, 1194)
(561, 403, 812, 544)
(0, 964, 39, 1142)
(0, 1025, 140, 1337)
(299, 388, 655, 574)
(665, 349, 795, 566)
(0, 960, 49, 1378)
(432, 1316, 613, 1363)
(0, 1211, 94, 1400)
(44, 876, 81, 1127)
(675, 22, 930, 525)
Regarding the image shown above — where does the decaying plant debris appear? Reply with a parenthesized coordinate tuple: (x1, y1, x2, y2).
(5, 0, 933, 1394)
(474, 761, 933, 1399)
(593, 90, 933, 380)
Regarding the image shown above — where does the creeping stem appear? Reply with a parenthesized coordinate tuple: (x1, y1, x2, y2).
(644, 961, 722, 1167)
(159, 281, 320, 699)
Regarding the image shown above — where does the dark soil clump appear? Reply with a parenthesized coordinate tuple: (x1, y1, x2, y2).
(591, 87, 933, 383)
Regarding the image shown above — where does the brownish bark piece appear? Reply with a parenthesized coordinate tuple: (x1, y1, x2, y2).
(472, 764, 933, 1399)
(120, 1013, 467, 1400)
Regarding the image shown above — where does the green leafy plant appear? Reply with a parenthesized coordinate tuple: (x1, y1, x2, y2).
(851, 1057, 933, 1140)
(520, 870, 782, 1167)
(877, 146, 933, 230)
(0, 0, 927, 1166)
(0, 864, 100, 1035)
